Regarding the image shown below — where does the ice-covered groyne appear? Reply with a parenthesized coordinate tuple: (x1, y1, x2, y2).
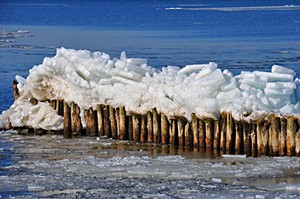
(1, 48, 300, 156)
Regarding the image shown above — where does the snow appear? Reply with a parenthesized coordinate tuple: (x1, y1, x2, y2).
(1, 48, 300, 130)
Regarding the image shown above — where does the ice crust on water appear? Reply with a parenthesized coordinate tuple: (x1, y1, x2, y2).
(1, 48, 300, 130)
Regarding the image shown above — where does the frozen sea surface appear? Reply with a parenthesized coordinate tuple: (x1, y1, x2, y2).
(1, 131, 300, 198)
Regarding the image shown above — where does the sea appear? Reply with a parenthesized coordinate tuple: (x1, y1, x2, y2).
(0, 0, 300, 197)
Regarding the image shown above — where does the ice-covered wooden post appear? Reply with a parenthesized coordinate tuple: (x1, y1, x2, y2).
(243, 121, 251, 156)
(153, 108, 161, 144)
(205, 119, 213, 152)
(119, 106, 127, 140)
(257, 118, 269, 156)
(199, 119, 205, 151)
(71, 102, 82, 136)
(147, 111, 153, 143)
(213, 120, 220, 151)
(103, 105, 111, 137)
(226, 113, 234, 154)
(161, 113, 169, 144)
(109, 106, 117, 139)
(96, 105, 104, 136)
(269, 114, 280, 156)
(63, 102, 72, 139)
(235, 121, 243, 154)
(140, 115, 147, 143)
(84, 108, 97, 137)
(251, 123, 257, 157)
(191, 114, 199, 150)
(279, 118, 287, 156)
(296, 118, 300, 156)
(177, 118, 185, 147)
(13, 80, 19, 100)
(185, 121, 192, 149)
(132, 114, 140, 142)
(287, 116, 296, 156)
(169, 119, 177, 145)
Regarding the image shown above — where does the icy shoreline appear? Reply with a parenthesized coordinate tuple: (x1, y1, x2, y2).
(1, 130, 300, 198)
(1, 48, 300, 130)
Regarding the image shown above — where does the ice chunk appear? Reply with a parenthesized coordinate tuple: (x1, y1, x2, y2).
(271, 65, 296, 76)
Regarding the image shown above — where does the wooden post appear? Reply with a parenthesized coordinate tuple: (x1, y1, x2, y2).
(169, 119, 177, 145)
(119, 106, 127, 140)
(132, 114, 140, 142)
(257, 119, 269, 156)
(57, 100, 64, 116)
(140, 115, 147, 143)
(250, 122, 257, 157)
(153, 108, 161, 144)
(96, 104, 104, 136)
(295, 119, 300, 157)
(103, 105, 111, 137)
(269, 114, 280, 156)
(191, 113, 199, 150)
(199, 119, 206, 151)
(85, 108, 97, 137)
(13, 80, 19, 100)
(178, 118, 185, 147)
(279, 118, 287, 156)
(220, 113, 226, 154)
(243, 121, 251, 157)
(287, 116, 296, 156)
(127, 115, 133, 141)
(147, 111, 153, 143)
(213, 120, 220, 151)
(226, 113, 234, 154)
(205, 119, 213, 152)
(185, 121, 193, 150)
(109, 106, 117, 139)
(161, 113, 169, 144)
(235, 121, 243, 154)
(71, 102, 82, 136)
(63, 102, 72, 139)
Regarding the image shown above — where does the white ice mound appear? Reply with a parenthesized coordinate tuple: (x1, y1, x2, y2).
(1, 48, 300, 130)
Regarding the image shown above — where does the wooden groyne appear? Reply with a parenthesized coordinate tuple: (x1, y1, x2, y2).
(7, 82, 300, 157)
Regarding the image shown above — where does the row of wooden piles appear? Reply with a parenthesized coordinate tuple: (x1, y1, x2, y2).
(55, 100, 300, 157)
(11, 81, 300, 157)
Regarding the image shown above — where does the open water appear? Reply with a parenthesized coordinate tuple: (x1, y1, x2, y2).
(0, 1, 300, 197)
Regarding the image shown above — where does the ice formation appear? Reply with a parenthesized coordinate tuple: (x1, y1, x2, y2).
(1, 48, 300, 130)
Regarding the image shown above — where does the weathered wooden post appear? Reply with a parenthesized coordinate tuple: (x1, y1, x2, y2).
(269, 114, 280, 156)
(71, 102, 82, 136)
(161, 113, 169, 144)
(287, 116, 296, 156)
(205, 119, 213, 152)
(185, 121, 193, 150)
(220, 113, 227, 154)
(235, 121, 243, 154)
(295, 118, 300, 157)
(140, 115, 147, 143)
(147, 111, 153, 143)
(56, 99, 64, 116)
(199, 119, 206, 151)
(132, 114, 140, 142)
(279, 118, 287, 156)
(213, 120, 220, 151)
(243, 121, 251, 157)
(13, 80, 19, 100)
(63, 102, 72, 139)
(257, 118, 269, 156)
(109, 106, 117, 139)
(250, 122, 257, 157)
(96, 104, 104, 136)
(103, 105, 111, 137)
(169, 119, 177, 145)
(191, 113, 199, 150)
(226, 113, 234, 154)
(153, 108, 161, 144)
(127, 115, 133, 141)
(85, 108, 97, 137)
(177, 118, 185, 147)
(119, 106, 127, 140)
